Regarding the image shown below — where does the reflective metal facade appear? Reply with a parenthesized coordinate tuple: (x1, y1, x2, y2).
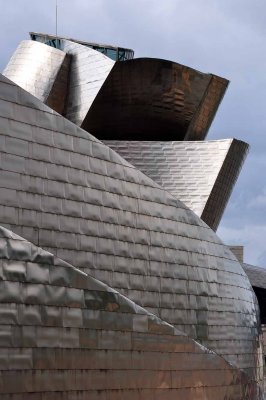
(60, 39, 115, 127)
(0, 74, 263, 391)
(104, 140, 248, 230)
(3, 40, 69, 114)
(3, 37, 228, 141)
(0, 225, 262, 399)
(0, 32, 264, 398)
(30, 31, 135, 61)
(83, 59, 229, 141)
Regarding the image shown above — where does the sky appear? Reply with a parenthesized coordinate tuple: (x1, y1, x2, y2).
(0, 0, 266, 265)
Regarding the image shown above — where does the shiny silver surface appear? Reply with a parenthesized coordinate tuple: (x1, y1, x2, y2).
(0, 224, 262, 399)
(3, 40, 68, 112)
(0, 73, 263, 393)
(60, 39, 115, 126)
(104, 140, 248, 231)
(3, 36, 228, 141)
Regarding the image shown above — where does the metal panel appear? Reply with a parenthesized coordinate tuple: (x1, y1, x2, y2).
(4, 37, 228, 142)
(60, 39, 115, 126)
(0, 74, 262, 392)
(82, 58, 228, 141)
(0, 225, 262, 399)
(104, 140, 248, 230)
(3, 41, 69, 114)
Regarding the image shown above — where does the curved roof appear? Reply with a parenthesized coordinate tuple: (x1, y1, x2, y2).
(82, 58, 229, 141)
(0, 73, 262, 384)
(3, 40, 69, 114)
(0, 225, 260, 398)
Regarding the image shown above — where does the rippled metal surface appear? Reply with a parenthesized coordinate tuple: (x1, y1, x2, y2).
(0, 224, 261, 398)
(104, 140, 249, 231)
(0, 73, 263, 395)
(3, 40, 69, 113)
(83, 58, 229, 141)
(3, 36, 228, 142)
(60, 39, 115, 127)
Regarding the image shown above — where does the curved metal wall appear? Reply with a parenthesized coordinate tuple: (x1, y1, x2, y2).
(0, 73, 263, 387)
(3, 39, 228, 142)
(104, 140, 249, 231)
(60, 39, 115, 126)
(0, 225, 262, 399)
(3, 40, 68, 111)
(81, 58, 228, 141)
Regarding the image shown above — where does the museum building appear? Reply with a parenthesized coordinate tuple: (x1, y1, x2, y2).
(0, 32, 264, 399)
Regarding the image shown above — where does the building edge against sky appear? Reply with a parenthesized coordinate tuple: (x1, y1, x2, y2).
(0, 32, 264, 399)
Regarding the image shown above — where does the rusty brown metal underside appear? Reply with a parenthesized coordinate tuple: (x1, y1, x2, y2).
(82, 58, 228, 141)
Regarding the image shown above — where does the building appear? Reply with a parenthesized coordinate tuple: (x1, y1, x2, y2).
(0, 33, 263, 399)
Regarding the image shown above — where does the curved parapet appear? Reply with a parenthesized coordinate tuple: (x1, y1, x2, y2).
(0, 225, 262, 399)
(0, 73, 263, 387)
(104, 139, 249, 231)
(3, 40, 69, 114)
(81, 58, 229, 141)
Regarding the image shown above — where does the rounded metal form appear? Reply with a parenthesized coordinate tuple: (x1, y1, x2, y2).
(3, 38, 228, 142)
(60, 39, 115, 127)
(0, 225, 262, 399)
(82, 58, 229, 141)
(104, 139, 249, 231)
(0, 74, 263, 390)
(3, 40, 68, 111)
(0, 32, 264, 397)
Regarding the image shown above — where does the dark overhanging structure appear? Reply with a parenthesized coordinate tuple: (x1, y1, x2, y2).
(81, 58, 228, 141)
(0, 32, 264, 399)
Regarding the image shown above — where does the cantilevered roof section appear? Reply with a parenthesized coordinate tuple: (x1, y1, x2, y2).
(4, 34, 228, 141)
(82, 58, 229, 141)
(29, 31, 134, 61)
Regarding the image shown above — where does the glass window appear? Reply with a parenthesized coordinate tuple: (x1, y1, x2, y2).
(106, 49, 117, 61)
(30, 33, 134, 62)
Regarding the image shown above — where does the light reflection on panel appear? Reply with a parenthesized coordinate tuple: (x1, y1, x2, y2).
(0, 73, 263, 391)
(60, 39, 115, 127)
(3, 37, 228, 142)
(3, 40, 69, 113)
(104, 140, 249, 231)
(82, 58, 228, 141)
(0, 225, 262, 399)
